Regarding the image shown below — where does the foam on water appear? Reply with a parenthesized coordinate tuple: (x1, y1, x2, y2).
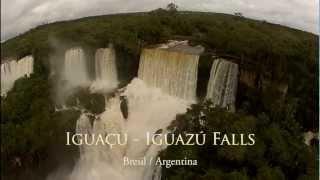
(70, 78, 188, 180)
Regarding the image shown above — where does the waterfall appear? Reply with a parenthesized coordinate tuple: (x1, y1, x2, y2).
(50, 42, 202, 180)
(69, 78, 188, 180)
(1, 56, 34, 96)
(63, 47, 90, 87)
(69, 44, 201, 180)
(90, 47, 119, 93)
(206, 58, 238, 112)
(138, 48, 200, 101)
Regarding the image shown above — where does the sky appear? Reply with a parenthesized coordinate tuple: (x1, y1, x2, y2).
(1, 0, 319, 41)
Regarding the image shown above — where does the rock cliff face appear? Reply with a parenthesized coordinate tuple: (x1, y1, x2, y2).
(239, 69, 258, 88)
(239, 67, 288, 97)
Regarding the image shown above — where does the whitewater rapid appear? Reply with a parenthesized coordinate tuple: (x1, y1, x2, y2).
(69, 78, 189, 180)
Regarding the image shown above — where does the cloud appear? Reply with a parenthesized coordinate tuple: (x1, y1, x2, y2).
(1, 0, 319, 41)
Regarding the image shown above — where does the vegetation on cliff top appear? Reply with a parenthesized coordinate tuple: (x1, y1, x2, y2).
(1, 10, 318, 70)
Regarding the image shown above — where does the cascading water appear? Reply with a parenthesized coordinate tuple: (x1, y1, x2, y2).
(64, 43, 202, 180)
(138, 48, 200, 101)
(1, 56, 34, 96)
(206, 58, 239, 112)
(63, 48, 90, 87)
(69, 78, 189, 180)
(90, 47, 119, 93)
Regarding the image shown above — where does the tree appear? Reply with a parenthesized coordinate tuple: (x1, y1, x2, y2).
(166, 3, 178, 12)
(161, 101, 316, 180)
(234, 12, 244, 17)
